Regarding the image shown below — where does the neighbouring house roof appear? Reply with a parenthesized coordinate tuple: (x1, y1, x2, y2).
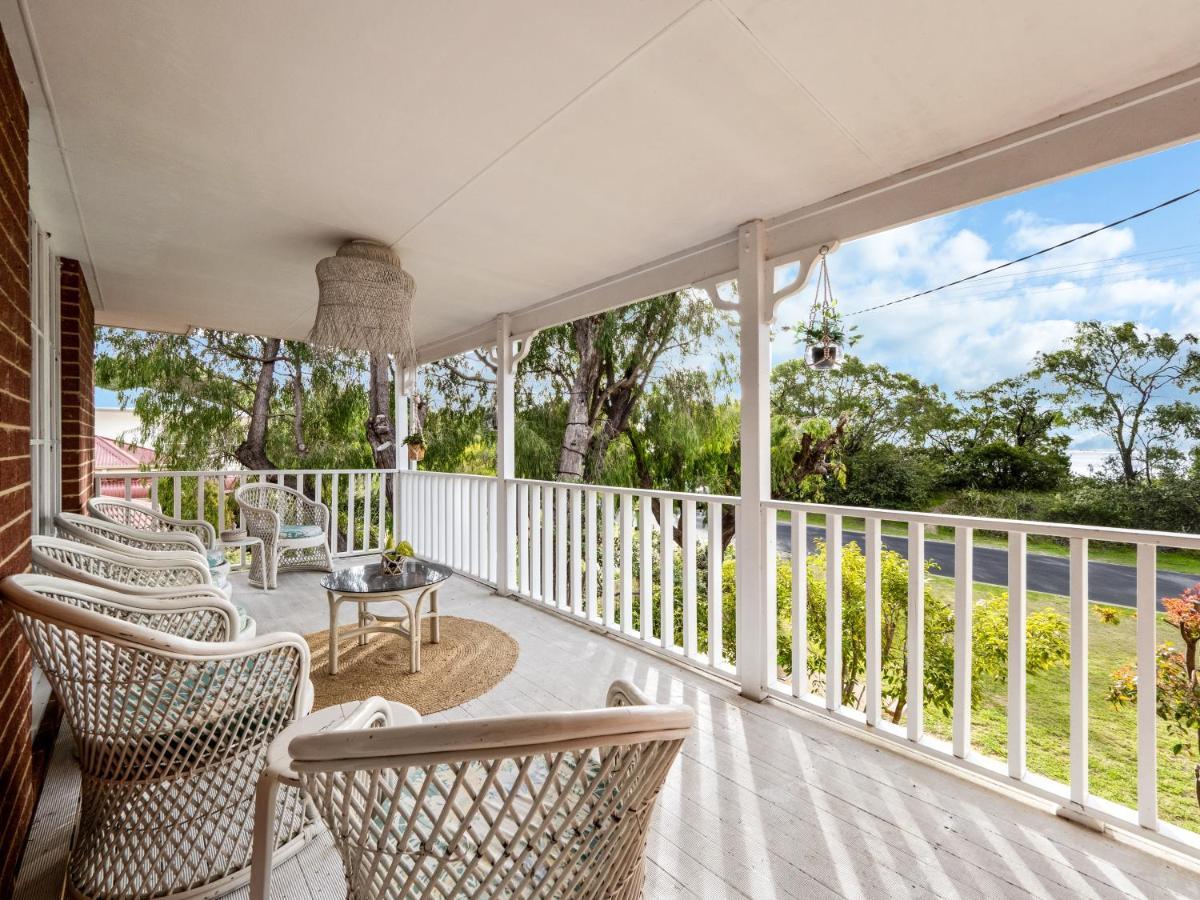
(94, 435, 156, 470)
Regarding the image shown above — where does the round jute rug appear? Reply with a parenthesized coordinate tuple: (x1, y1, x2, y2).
(304, 616, 518, 715)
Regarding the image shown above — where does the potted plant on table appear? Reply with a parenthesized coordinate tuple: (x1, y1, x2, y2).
(403, 433, 426, 462)
(381, 534, 416, 575)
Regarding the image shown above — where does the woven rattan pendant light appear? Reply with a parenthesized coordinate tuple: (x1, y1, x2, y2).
(310, 239, 417, 367)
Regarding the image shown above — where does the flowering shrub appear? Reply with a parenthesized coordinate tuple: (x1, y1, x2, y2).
(1108, 584, 1200, 810)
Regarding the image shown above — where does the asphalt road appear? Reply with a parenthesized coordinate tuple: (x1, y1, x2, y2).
(778, 523, 1197, 610)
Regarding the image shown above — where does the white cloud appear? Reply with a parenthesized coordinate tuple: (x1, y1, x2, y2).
(770, 205, 1200, 397)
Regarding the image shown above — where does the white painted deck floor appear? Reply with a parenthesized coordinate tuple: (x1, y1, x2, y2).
(18, 562, 1200, 899)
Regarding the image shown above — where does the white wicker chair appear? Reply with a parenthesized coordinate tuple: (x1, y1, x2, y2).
(1, 575, 314, 900)
(31, 535, 253, 637)
(88, 496, 218, 549)
(271, 680, 693, 899)
(234, 483, 332, 589)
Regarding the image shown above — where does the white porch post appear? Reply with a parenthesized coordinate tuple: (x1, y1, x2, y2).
(736, 220, 771, 701)
(494, 314, 517, 594)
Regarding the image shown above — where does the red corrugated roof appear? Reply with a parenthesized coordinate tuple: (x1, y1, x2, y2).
(94, 435, 156, 469)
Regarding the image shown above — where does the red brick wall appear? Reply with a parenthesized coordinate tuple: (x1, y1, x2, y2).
(60, 259, 94, 513)
(0, 16, 31, 896)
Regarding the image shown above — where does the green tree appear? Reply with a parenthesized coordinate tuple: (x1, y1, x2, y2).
(97, 328, 373, 471)
(1035, 322, 1200, 483)
(772, 356, 949, 456)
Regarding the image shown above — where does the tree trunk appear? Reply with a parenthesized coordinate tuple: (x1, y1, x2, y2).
(557, 316, 603, 481)
(291, 368, 307, 456)
(234, 337, 280, 470)
(366, 353, 397, 521)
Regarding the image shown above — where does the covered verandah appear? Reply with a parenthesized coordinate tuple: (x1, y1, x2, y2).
(6, 1, 1200, 897)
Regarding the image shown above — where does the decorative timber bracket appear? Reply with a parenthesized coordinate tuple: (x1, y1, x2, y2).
(692, 238, 841, 325)
(487, 327, 538, 376)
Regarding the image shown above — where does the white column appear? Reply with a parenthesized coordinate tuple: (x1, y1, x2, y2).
(736, 220, 771, 701)
(494, 314, 517, 595)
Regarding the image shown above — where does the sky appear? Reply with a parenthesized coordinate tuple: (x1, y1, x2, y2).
(771, 138, 1200, 461)
(98, 139, 1200, 463)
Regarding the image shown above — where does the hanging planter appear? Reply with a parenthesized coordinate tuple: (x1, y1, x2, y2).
(801, 246, 845, 371)
(403, 433, 427, 462)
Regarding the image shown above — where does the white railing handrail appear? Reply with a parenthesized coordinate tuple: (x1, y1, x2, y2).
(763, 497, 1200, 550)
(510, 476, 740, 506)
(94, 467, 387, 478)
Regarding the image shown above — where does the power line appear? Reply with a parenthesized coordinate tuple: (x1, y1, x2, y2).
(844, 188, 1200, 317)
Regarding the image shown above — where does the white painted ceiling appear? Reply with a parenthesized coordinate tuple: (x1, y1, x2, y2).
(12, 0, 1200, 350)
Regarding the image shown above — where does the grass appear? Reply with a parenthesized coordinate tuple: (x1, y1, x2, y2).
(919, 576, 1199, 833)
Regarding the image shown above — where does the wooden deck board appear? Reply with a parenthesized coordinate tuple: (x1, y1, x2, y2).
(17, 563, 1200, 899)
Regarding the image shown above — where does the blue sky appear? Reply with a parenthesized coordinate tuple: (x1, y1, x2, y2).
(772, 139, 1200, 455)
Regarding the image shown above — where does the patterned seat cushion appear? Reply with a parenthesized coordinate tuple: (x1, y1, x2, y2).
(279, 523, 323, 540)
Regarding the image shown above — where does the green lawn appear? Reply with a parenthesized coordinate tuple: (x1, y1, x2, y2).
(920, 576, 1199, 834)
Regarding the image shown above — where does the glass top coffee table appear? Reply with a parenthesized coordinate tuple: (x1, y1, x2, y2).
(321, 559, 452, 676)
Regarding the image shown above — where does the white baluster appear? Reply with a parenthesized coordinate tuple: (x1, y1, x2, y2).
(766, 506, 778, 684)
(953, 526, 974, 759)
(331, 474, 340, 556)
(639, 495, 652, 642)
(542, 486, 554, 605)
(570, 489, 583, 616)
(1008, 531, 1027, 778)
(709, 503, 722, 667)
(518, 483, 529, 595)
(660, 497, 674, 650)
(825, 514, 842, 711)
(621, 495, 634, 632)
(1070, 537, 1089, 806)
(907, 521, 924, 741)
(586, 489, 598, 621)
(556, 486, 568, 610)
(864, 517, 881, 719)
(682, 499, 697, 659)
(602, 492, 615, 628)
(347, 474, 356, 554)
(1136, 543, 1158, 830)
(530, 486, 542, 600)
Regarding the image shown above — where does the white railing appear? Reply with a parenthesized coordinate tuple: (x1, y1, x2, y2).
(395, 469, 496, 583)
(94, 468, 395, 557)
(92, 465, 1200, 856)
(507, 478, 739, 681)
(762, 498, 1200, 855)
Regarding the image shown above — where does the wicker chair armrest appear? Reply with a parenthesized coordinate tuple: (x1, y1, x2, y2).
(606, 679, 654, 708)
(158, 513, 217, 549)
(241, 505, 282, 540)
(291, 694, 695, 767)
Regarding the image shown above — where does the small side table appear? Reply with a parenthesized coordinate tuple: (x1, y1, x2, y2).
(249, 699, 420, 900)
